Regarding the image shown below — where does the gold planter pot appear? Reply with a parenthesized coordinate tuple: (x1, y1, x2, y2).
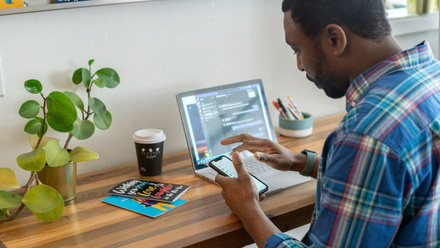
(37, 161, 77, 202)
(408, 0, 433, 14)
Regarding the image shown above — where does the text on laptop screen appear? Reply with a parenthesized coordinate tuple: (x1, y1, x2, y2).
(180, 83, 274, 167)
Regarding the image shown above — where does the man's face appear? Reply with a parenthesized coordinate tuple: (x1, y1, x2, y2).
(283, 11, 349, 99)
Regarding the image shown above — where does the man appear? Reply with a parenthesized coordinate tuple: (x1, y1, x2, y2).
(215, 0, 440, 247)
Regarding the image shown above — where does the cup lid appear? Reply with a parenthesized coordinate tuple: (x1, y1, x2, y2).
(133, 129, 166, 143)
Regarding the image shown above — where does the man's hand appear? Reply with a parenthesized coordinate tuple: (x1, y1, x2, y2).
(215, 151, 262, 216)
(215, 151, 280, 247)
(221, 133, 307, 172)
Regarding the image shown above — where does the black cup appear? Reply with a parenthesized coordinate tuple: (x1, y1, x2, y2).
(134, 141, 164, 176)
(133, 129, 166, 176)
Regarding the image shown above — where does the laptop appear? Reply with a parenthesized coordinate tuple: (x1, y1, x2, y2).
(176, 79, 311, 194)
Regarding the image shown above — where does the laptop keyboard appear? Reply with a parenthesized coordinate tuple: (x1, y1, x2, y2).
(244, 159, 276, 176)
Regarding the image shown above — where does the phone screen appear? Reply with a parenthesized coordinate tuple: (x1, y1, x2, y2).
(209, 156, 268, 194)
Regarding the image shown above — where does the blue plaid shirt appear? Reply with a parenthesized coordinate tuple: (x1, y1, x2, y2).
(265, 41, 440, 248)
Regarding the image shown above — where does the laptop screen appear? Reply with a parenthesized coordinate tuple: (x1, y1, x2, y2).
(177, 79, 276, 170)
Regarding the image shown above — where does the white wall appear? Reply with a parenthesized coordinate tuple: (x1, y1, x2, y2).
(0, 0, 437, 186)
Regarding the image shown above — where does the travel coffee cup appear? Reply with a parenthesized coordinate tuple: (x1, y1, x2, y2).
(133, 129, 166, 176)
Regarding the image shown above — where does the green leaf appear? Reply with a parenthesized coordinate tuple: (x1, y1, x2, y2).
(88, 97, 107, 116)
(70, 146, 99, 162)
(0, 191, 23, 209)
(88, 59, 95, 67)
(0, 168, 20, 190)
(46, 91, 77, 133)
(82, 69, 92, 89)
(96, 68, 120, 88)
(93, 78, 106, 88)
(45, 140, 70, 167)
(72, 119, 95, 140)
(33, 197, 64, 222)
(63, 91, 85, 112)
(16, 148, 46, 172)
(0, 209, 7, 219)
(22, 184, 64, 222)
(94, 110, 112, 130)
(24, 119, 42, 134)
(19, 100, 40, 119)
(47, 113, 74, 133)
(72, 68, 86, 85)
(24, 79, 43, 94)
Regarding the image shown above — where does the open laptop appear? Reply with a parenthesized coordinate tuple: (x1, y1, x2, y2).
(176, 79, 311, 194)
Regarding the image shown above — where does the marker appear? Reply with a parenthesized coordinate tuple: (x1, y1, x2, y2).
(277, 98, 294, 119)
(287, 95, 304, 119)
(272, 100, 287, 118)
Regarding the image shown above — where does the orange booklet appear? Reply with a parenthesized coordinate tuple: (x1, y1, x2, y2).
(0, 0, 24, 9)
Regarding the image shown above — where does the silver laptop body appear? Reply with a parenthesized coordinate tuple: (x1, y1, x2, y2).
(176, 79, 311, 194)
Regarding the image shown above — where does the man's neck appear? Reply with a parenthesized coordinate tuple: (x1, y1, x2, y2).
(348, 35, 403, 82)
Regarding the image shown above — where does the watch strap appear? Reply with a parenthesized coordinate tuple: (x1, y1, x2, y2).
(300, 149, 317, 176)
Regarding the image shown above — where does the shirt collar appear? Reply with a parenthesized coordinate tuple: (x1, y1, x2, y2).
(345, 41, 434, 111)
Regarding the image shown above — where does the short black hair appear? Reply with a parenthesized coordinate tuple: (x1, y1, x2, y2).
(282, 0, 391, 41)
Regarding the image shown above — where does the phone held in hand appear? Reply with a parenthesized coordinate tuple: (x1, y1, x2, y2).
(209, 155, 268, 195)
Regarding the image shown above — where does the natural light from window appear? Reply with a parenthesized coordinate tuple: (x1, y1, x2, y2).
(386, 0, 407, 9)
(385, 0, 439, 18)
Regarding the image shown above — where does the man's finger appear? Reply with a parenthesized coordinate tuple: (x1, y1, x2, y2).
(231, 151, 250, 178)
(233, 139, 268, 153)
(221, 133, 257, 145)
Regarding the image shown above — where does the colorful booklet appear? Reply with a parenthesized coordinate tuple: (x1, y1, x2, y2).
(102, 195, 187, 218)
(107, 179, 191, 203)
(0, 0, 24, 9)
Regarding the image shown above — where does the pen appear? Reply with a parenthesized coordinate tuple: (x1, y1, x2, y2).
(277, 98, 294, 119)
(272, 100, 287, 118)
(287, 95, 304, 119)
(287, 103, 302, 120)
(286, 105, 300, 120)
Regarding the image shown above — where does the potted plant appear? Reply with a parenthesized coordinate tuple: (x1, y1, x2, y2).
(0, 59, 120, 222)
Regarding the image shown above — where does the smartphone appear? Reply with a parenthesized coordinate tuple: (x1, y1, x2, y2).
(209, 155, 268, 195)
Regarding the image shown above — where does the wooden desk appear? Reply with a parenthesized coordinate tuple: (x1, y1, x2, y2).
(0, 113, 344, 248)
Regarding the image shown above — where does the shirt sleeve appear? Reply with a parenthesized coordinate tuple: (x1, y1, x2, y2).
(310, 133, 405, 247)
(264, 233, 310, 248)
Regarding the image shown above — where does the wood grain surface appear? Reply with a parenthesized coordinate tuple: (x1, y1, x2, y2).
(0, 113, 344, 248)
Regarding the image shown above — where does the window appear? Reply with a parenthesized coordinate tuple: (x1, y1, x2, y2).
(385, 0, 438, 18)
(385, 0, 407, 9)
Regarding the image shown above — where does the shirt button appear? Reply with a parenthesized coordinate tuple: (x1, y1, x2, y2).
(351, 102, 356, 107)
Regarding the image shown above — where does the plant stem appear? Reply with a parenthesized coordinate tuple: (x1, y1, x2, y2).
(64, 133, 73, 150)
(25, 172, 36, 188)
(35, 173, 42, 185)
(35, 93, 48, 149)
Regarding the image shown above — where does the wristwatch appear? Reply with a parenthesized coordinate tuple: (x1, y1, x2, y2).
(300, 149, 317, 177)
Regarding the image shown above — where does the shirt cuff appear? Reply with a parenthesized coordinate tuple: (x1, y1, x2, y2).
(264, 233, 302, 248)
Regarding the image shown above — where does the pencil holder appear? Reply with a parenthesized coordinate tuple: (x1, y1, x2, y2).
(279, 112, 313, 138)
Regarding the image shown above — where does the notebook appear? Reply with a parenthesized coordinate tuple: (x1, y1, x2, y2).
(176, 79, 311, 194)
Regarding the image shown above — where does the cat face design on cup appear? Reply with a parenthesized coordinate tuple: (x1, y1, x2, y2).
(141, 147, 162, 159)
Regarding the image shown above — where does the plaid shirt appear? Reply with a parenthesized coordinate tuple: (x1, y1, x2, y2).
(265, 41, 440, 248)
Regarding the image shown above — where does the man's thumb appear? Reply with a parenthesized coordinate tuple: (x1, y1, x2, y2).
(231, 152, 248, 176)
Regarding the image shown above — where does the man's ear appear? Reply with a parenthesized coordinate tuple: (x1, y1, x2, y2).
(323, 24, 347, 56)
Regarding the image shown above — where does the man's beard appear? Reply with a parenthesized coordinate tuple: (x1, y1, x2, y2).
(306, 48, 350, 99)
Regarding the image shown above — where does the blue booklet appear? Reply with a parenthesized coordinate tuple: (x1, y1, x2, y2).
(102, 195, 187, 218)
